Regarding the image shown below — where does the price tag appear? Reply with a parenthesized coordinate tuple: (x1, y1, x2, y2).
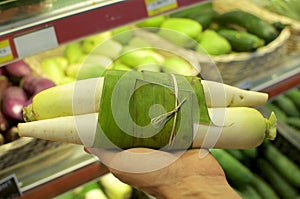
(0, 39, 14, 64)
(0, 174, 22, 199)
(14, 26, 58, 58)
(145, 0, 178, 16)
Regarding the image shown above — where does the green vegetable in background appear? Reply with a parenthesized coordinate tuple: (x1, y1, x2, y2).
(99, 173, 132, 199)
(273, 95, 300, 117)
(215, 10, 279, 43)
(159, 18, 202, 48)
(196, 30, 231, 55)
(170, 2, 215, 29)
(217, 29, 265, 52)
(256, 158, 299, 199)
(262, 142, 300, 187)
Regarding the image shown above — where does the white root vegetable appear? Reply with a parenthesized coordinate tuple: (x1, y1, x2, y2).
(18, 107, 276, 149)
(192, 107, 276, 149)
(23, 78, 104, 121)
(23, 77, 268, 121)
(201, 80, 268, 108)
(18, 113, 98, 146)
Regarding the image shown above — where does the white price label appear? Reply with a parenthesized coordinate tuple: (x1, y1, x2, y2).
(14, 26, 58, 58)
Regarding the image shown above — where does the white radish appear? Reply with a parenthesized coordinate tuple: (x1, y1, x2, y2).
(23, 77, 268, 121)
(18, 107, 276, 149)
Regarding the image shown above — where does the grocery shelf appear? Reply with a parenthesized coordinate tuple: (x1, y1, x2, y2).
(16, 145, 108, 199)
(10, 55, 298, 198)
(1, 0, 300, 198)
(0, 0, 207, 66)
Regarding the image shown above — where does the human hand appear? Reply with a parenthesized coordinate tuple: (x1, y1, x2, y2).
(85, 147, 241, 199)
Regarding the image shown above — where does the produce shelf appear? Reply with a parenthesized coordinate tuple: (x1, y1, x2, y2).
(0, 0, 207, 67)
(7, 54, 297, 198)
(1, 0, 299, 198)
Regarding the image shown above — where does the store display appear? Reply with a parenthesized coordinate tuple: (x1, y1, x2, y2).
(213, 0, 300, 53)
(24, 30, 200, 85)
(210, 140, 300, 199)
(0, 0, 299, 198)
(265, 87, 300, 133)
(0, 60, 60, 170)
(137, 3, 291, 84)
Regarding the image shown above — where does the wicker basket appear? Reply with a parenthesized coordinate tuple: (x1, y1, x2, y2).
(135, 27, 290, 85)
(213, 0, 300, 54)
(202, 27, 290, 85)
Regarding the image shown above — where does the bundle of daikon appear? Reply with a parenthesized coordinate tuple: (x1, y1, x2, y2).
(18, 70, 276, 150)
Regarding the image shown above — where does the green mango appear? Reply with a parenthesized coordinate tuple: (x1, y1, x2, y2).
(158, 18, 202, 48)
(170, 2, 215, 29)
(64, 42, 84, 64)
(196, 30, 231, 55)
(76, 64, 106, 80)
(111, 61, 132, 71)
(40, 58, 65, 84)
(119, 49, 164, 68)
(52, 56, 69, 71)
(59, 76, 76, 85)
(99, 173, 132, 199)
(162, 56, 196, 75)
(112, 26, 133, 45)
(81, 31, 112, 54)
(128, 37, 152, 48)
(136, 15, 166, 28)
(92, 39, 123, 59)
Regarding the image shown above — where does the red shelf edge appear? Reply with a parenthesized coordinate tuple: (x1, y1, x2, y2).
(260, 71, 300, 99)
(20, 162, 109, 199)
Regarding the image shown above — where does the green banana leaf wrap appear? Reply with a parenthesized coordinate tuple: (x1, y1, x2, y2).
(94, 70, 211, 150)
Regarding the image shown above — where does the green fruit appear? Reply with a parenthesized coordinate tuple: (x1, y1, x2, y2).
(59, 76, 76, 85)
(197, 30, 231, 55)
(135, 57, 161, 72)
(92, 39, 123, 59)
(128, 37, 152, 48)
(66, 63, 81, 78)
(51, 56, 69, 72)
(170, 2, 215, 29)
(159, 18, 202, 48)
(99, 173, 132, 199)
(162, 56, 195, 75)
(64, 42, 84, 64)
(119, 49, 164, 68)
(84, 54, 113, 69)
(215, 10, 278, 43)
(40, 58, 66, 84)
(81, 31, 112, 54)
(217, 29, 265, 52)
(112, 26, 133, 45)
(76, 64, 106, 80)
(136, 15, 166, 28)
(111, 61, 132, 71)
